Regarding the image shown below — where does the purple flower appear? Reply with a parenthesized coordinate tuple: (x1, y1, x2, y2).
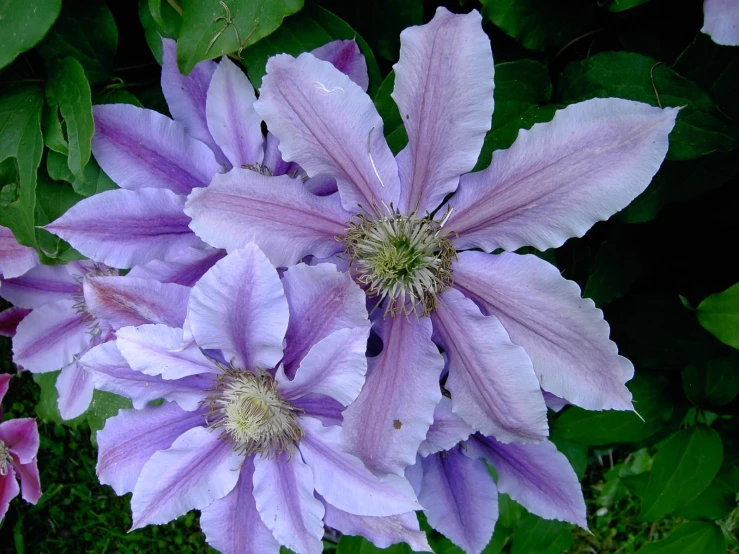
(0, 225, 38, 280)
(0, 373, 41, 522)
(703, 0, 739, 46)
(184, 7, 678, 475)
(81, 244, 422, 554)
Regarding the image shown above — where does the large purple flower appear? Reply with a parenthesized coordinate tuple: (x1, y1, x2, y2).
(703, 0, 739, 46)
(185, 8, 678, 475)
(81, 244, 422, 554)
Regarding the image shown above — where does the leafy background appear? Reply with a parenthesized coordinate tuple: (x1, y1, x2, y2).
(1, 0, 738, 552)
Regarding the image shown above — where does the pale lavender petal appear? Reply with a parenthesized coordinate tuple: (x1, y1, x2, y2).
(448, 99, 677, 252)
(127, 246, 225, 287)
(432, 288, 548, 442)
(186, 169, 351, 267)
(703, 0, 739, 45)
(466, 435, 587, 529)
(0, 307, 31, 338)
(543, 391, 569, 413)
(255, 53, 401, 211)
(11, 456, 41, 504)
(84, 276, 190, 330)
(131, 426, 242, 529)
(418, 396, 473, 458)
(453, 251, 633, 411)
(116, 324, 217, 379)
(56, 361, 95, 420)
(0, 264, 78, 309)
(200, 458, 280, 554)
(312, 40, 369, 91)
(419, 448, 498, 554)
(0, 469, 20, 521)
(13, 300, 90, 373)
(97, 402, 206, 495)
(405, 457, 423, 495)
(92, 104, 220, 194)
(281, 262, 369, 377)
(206, 56, 264, 168)
(80, 342, 210, 410)
(304, 174, 339, 196)
(0, 418, 39, 463)
(45, 188, 203, 268)
(394, 8, 494, 214)
(342, 316, 444, 476)
(252, 451, 325, 554)
(0, 225, 38, 279)
(188, 244, 288, 370)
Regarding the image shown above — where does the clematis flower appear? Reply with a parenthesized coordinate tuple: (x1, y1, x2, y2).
(703, 0, 739, 46)
(81, 244, 423, 554)
(0, 373, 41, 522)
(45, 39, 370, 275)
(0, 225, 39, 280)
(185, 8, 678, 476)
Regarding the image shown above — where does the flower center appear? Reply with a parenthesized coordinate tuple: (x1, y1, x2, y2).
(344, 212, 456, 317)
(205, 368, 303, 457)
(0, 440, 11, 477)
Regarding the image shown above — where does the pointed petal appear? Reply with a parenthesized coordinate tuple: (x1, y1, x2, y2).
(394, 8, 494, 214)
(252, 451, 325, 554)
(419, 448, 498, 554)
(84, 276, 190, 330)
(342, 316, 444, 476)
(0, 307, 31, 338)
(206, 57, 264, 168)
(466, 435, 587, 529)
(299, 417, 419, 517)
(0, 264, 78, 309)
(45, 188, 203, 268)
(255, 53, 401, 211)
(131, 426, 242, 528)
(185, 169, 350, 267)
(0, 225, 38, 279)
(453, 251, 634, 411)
(13, 300, 90, 373)
(97, 402, 206, 495)
(290, 394, 343, 427)
(92, 104, 220, 194)
(0, 373, 10, 404)
(0, 418, 39, 463)
(281, 262, 369, 378)
(702, 0, 739, 46)
(188, 245, 288, 370)
(312, 40, 369, 92)
(200, 458, 280, 554)
(127, 246, 225, 287)
(117, 324, 217, 379)
(418, 396, 474, 457)
(432, 288, 548, 442)
(0, 469, 20, 521)
(448, 99, 678, 252)
(56, 361, 95, 420)
(11, 455, 41, 504)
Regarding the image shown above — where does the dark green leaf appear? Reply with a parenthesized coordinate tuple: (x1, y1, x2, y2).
(583, 228, 645, 307)
(86, 391, 132, 446)
(696, 282, 739, 349)
(558, 52, 738, 160)
(635, 522, 726, 554)
(46, 151, 117, 197)
(0, 0, 61, 70)
(32, 372, 85, 427)
(42, 103, 68, 155)
(176, 0, 304, 75)
(547, 435, 588, 480)
(603, 0, 653, 12)
(682, 352, 739, 406)
(510, 512, 572, 554)
(675, 466, 739, 521)
(373, 71, 407, 155)
(336, 535, 413, 553)
(138, 0, 181, 64)
(639, 425, 723, 521)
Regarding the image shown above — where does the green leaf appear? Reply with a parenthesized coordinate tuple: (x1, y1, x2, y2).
(547, 435, 588, 480)
(373, 71, 407, 155)
(0, 0, 61, 70)
(42, 103, 68, 155)
(682, 352, 739, 406)
(481, 0, 594, 51)
(696, 282, 739, 349)
(86, 391, 132, 446)
(583, 228, 645, 307)
(635, 522, 726, 554)
(510, 512, 572, 554)
(32, 372, 85, 427)
(336, 535, 413, 553)
(36, 0, 118, 85)
(603, 0, 653, 11)
(34, 170, 86, 262)
(675, 466, 739, 521)
(176, 0, 304, 75)
(240, 3, 382, 96)
(138, 0, 181, 64)
(639, 425, 723, 521)
(552, 374, 673, 446)
(558, 51, 738, 160)
(46, 151, 117, 197)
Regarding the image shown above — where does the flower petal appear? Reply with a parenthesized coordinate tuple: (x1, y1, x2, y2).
(431, 288, 548, 442)
(97, 402, 206, 495)
(13, 300, 90, 373)
(393, 8, 494, 214)
(419, 448, 498, 554)
(11, 455, 41, 504)
(0, 469, 20, 522)
(290, 394, 343, 427)
(45, 188, 203, 268)
(342, 316, 444, 476)
(453, 252, 634, 410)
(0, 418, 39, 463)
(0, 373, 10, 404)
(131, 426, 242, 529)
(0, 307, 30, 338)
(255, 53, 401, 211)
(185, 169, 351, 267)
(702, 0, 739, 46)
(0, 225, 38, 279)
(312, 40, 369, 91)
(206, 56, 264, 168)
(188, 244, 288, 370)
(448, 99, 678, 252)
(200, 458, 281, 554)
(0, 264, 78, 309)
(56, 361, 95, 420)
(418, 396, 473, 458)
(465, 435, 587, 529)
(252, 451, 325, 554)
(92, 104, 220, 194)
(127, 246, 225, 287)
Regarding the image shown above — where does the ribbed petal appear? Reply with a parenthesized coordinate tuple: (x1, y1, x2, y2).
(56, 361, 95, 420)
(0, 469, 20, 521)
(11, 454, 41, 504)
(127, 246, 225, 287)
(448, 99, 678, 252)
(418, 396, 473, 457)
(0, 307, 31, 338)
(255, 53, 401, 211)
(0, 225, 38, 279)
(703, 0, 739, 45)
(394, 8, 494, 214)
(290, 394, 343, 427)
(186, 169, 351, 267)
(0, 418, 39, 463)
(0, 264, 77, 309)
(312, 40, 369, 91)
